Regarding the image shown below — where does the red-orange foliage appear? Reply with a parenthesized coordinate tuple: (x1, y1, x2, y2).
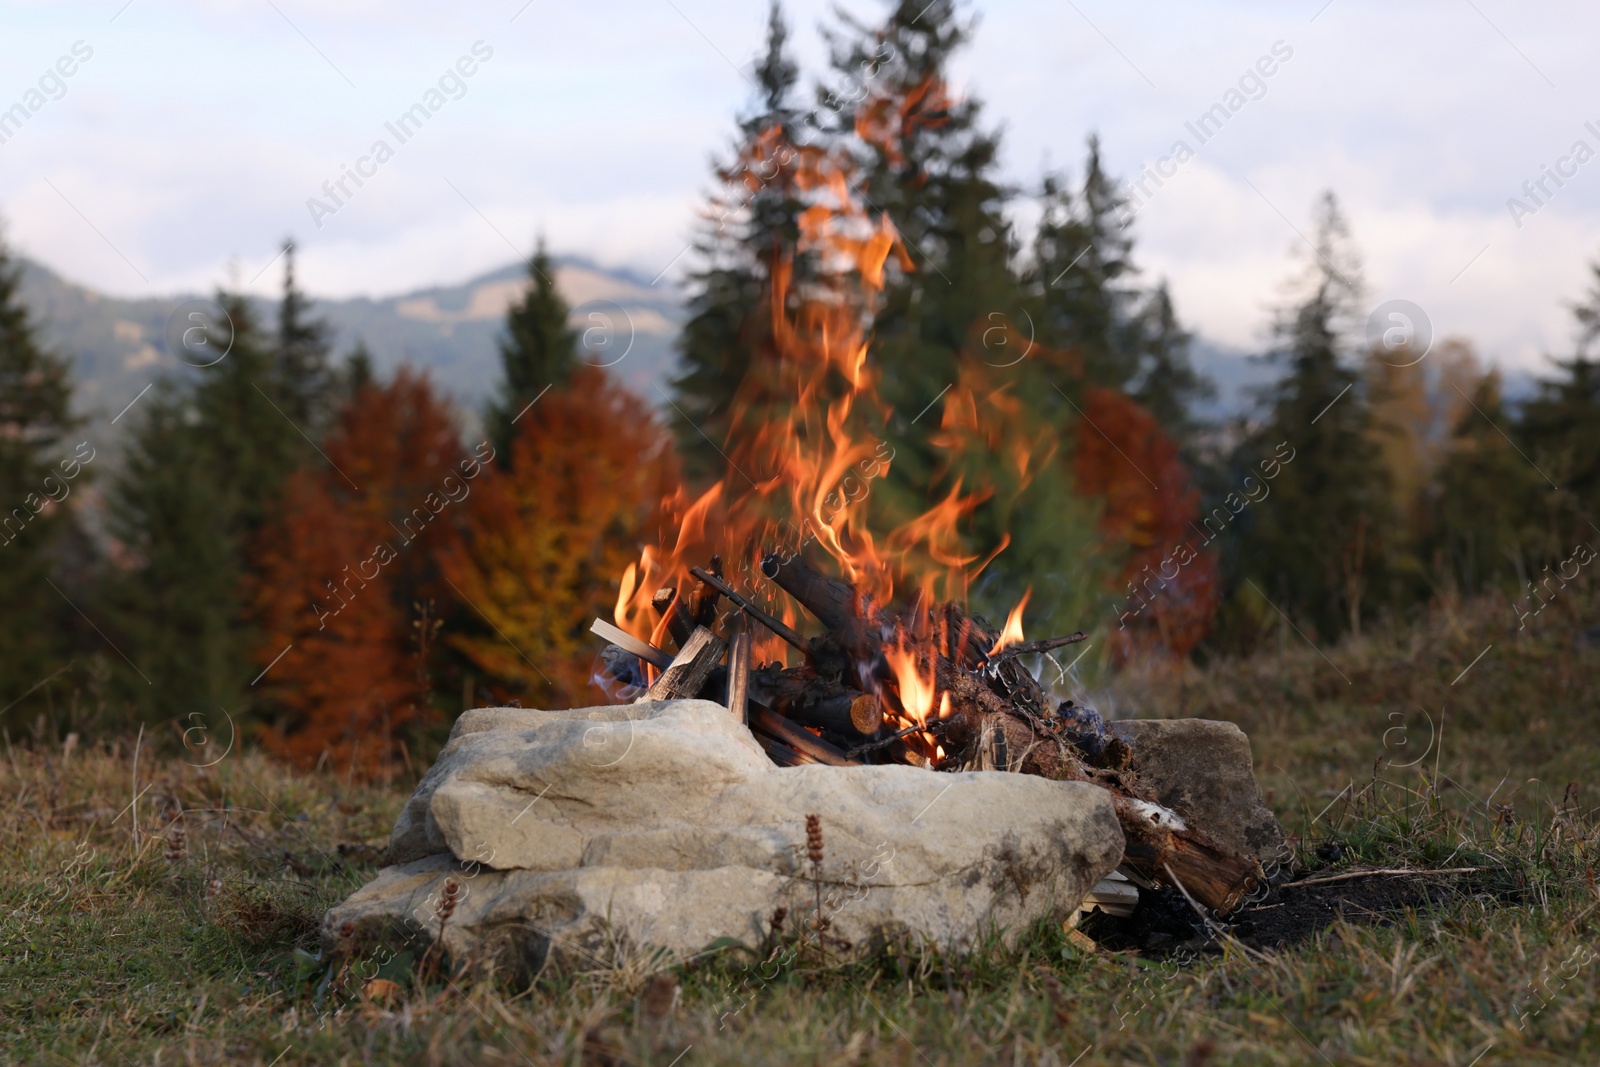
(1072, 386, 1219, 661)
(438, 365, 679, 706)
(252, 369, 473, 777)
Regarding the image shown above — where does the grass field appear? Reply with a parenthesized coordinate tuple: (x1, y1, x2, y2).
(2, 586, 1597, 1066)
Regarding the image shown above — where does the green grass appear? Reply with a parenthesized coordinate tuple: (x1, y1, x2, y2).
(2, 585, 1597, 1065)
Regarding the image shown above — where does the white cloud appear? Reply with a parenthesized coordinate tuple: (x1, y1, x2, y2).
(2, 0, 1598, 372)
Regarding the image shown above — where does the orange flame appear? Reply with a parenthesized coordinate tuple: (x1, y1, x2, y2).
(613, 112, 1046, 710)
(886, 643, 935, 726)
(988, 588, 1031, 657)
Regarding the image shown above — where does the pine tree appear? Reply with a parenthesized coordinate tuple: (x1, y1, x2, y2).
(1430, 369, 1547, 593)
(1030, 140, 1140, 390)
(1127, 281, 1211, 438)
(106, 277, 337, 720)
(274, 239, 333, 427)
(0, 233, 82, 722)
(1519, 259, 1600, 531)
(105, 385, 247, 716)
(1234, 193, 1393, 640)
(485, 241, 577, 461)
(671, 0, 812, 481)
(1028, 140, 1210, 439)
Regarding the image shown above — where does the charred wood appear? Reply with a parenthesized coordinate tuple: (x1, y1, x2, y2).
(651, 586, 695, 648)
(747, 666, 879, 740)
(753, 732, 818, 767)
(747, 702, 861, 767)
(598, 645, 647, 691)
(688, 554, 724, 628)
(760, 552, 881, 663)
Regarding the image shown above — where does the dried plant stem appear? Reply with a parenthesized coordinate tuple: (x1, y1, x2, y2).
(1279, 866, 1485, 889)
(130, 723, 143, 858)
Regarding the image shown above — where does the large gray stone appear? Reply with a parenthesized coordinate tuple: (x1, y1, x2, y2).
(1110, 718, 1288, 868)
(327, 699, 1124, 973)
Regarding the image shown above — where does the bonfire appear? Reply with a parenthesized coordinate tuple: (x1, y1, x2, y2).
(588, 127, 1264, 916)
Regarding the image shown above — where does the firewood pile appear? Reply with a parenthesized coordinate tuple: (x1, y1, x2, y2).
(592, 549, 1264, 915)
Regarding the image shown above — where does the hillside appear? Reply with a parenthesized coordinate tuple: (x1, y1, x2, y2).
(16, 255, 684, 428)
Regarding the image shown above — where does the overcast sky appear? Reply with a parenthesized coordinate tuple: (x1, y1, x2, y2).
(2, 0, 1598, 370)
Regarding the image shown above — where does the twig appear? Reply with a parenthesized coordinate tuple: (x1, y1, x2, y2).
(987, 632, 1088, 662)
(843, 721, 928, 757)
(689, 567, 809, 654)
(1279, 866, 1485, 890)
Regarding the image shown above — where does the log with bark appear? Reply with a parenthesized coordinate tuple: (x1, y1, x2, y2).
(641, 625, 726, 702)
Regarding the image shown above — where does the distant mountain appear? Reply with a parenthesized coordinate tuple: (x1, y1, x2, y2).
(1187, 337, 1276, 422)
(1184, 335, 1540, 424)
(17, 255, 685, 428)
(55, 252, 1550, 455)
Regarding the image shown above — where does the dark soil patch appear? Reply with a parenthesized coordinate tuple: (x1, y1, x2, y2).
(1080, 867, 1519, 956)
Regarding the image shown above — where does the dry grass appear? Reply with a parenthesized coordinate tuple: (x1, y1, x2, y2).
(2, 584, 1598, 1065)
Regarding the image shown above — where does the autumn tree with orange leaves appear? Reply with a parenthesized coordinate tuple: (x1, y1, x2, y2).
(1073, 386, 1219, 662)
(439, 365, 678, 706)
(251, 369, 486, 777)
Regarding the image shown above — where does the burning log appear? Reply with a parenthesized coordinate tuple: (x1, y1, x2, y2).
(642, 625, 726, 702)
(747, 702, 860, 767)
(651, 587, 695, 648)
(760, 552, 881, 664)
(986, 632, 1088, 663)
(748, 666, 880, 740)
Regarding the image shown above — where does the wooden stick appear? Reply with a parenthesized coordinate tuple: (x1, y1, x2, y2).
(642, 626, 726, 702)
(753, 732, 818, 767)
(747, 703, 861, 767)
(651, 587, 695, 648)
(689, 567, 808, 654)
(844, 721, 925, 757)
(591, 618, 674, 670)
(1279, 867, 1485, 890)
(726, 615, 752, 725)
(987, 632, 1088, 662)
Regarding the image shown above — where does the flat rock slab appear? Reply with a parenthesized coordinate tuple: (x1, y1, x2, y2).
(1110, 718, 1288, 869)
(327, 700, 1123, 974)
